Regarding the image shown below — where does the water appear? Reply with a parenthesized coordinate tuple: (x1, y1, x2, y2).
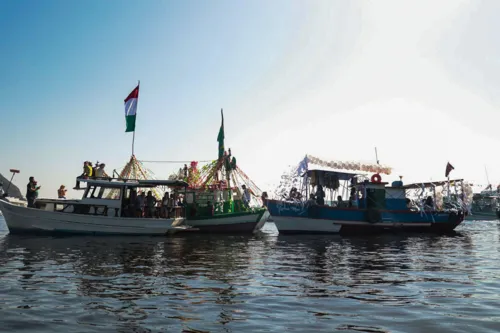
(1, 217, 499, 332)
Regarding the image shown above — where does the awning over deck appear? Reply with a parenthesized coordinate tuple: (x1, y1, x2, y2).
(402, 179, 464, 189)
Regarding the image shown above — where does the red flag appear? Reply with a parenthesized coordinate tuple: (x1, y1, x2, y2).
(445, 162, 454, 177)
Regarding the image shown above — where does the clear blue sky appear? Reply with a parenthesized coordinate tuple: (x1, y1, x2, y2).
(0, 0, 311, 197)
(2, 0, 500, 198)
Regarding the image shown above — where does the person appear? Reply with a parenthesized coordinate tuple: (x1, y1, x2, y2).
(161, 192, 169, 218)
(336, 195, 344, 208)
(95, 163, 106, 179)
(316, 185, 325, 206)
(87, 161, 94, 178)
(261, 191, 268, 207)
(424, 196, 434, 210)
(168, 193, 175, 218)
(128, 189, 137, 217)
(183, 164, 188, 179)
(135, 191, 145, 217)
(26, 177, 40, 208)
(306, 194, 316, 206)
(146, 191, 157, 218)
(207, 201, 214, 216)
(242, 184, 251, 208)
(58, 185, 67, 199)
(75, 161, 92, 189)
(0, 181, 4, 197)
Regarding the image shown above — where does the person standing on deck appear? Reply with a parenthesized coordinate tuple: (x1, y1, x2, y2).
(161, 192, 169, 218)
(135, 191, 145, 217)
(242, 185, 251, 208)
(26, 176, 40, 208)
(146, 191, 157, 218)
(315, 185, 325, 206)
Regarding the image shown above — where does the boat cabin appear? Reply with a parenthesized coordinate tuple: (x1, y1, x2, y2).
(36, 178, 189, 218)
(181, 186, 250, 219)
(298, 169, 467, 212)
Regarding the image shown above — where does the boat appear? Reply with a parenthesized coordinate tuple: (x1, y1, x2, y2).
(0, 169, 28, 215)
(178, 162, 269, 233)
(267, 155, 467, 234)
(465, 187, 500, 221)
(0, 177, 196, 235)
(160, 110, 269, 233)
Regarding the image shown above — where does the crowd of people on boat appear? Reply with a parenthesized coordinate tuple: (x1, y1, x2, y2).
(122, 190, 185, 218)
(286, 184, 362, 208)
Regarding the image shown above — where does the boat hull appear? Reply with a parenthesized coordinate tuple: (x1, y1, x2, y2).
(267, 200, 465, 235)
(0, 200, 188, 236)
(185, 209, 269, 234)
(465, 211, 499, 221)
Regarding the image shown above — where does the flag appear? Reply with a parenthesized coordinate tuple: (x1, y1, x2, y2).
(217, 109, 224, 159)
(124, 85, 139, 132)
(445, 162, 454, 177)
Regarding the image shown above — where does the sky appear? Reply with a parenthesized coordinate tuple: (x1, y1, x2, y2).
(1, 0, 500, 199)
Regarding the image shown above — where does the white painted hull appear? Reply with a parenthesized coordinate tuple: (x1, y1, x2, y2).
(0, 200, 189, 235)
(185, 210, 269, 233)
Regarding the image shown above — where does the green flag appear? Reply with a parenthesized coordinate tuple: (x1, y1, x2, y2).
(217, 109, 224, 159)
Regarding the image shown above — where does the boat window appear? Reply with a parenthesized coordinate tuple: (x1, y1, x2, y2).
(86, 185, 121, 200)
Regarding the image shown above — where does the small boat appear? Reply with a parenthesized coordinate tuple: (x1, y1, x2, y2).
(465, 188, 500, 221)
(163, 109, 269, 234)
(267, 155, 466, 234)
(0, 178, 196, 235)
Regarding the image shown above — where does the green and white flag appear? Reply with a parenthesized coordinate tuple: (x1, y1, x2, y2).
(124, 85, 139, 132)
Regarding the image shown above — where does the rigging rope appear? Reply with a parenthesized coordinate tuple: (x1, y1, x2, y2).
(139, 160, 213, 163)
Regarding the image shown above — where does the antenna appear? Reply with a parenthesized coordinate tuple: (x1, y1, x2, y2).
(485, 165, 491, 187)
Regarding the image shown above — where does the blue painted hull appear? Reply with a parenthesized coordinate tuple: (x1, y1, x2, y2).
(266, 200, 465, 234)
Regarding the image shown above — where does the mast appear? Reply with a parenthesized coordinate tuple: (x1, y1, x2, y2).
(485, 165, 491, 189)
(132, 80, 140, 156)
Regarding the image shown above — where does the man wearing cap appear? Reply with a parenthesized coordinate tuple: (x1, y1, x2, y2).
(26, 176, 40, 208)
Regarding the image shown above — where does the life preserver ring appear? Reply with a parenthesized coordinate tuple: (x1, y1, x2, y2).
(371, 173, 382, 183)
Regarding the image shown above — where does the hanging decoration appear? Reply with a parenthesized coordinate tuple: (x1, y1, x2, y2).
(306, 155, 392, 175)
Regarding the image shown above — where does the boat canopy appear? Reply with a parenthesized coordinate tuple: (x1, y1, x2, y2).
(138, 179, 189, 188)
(402, 179, 464, 190)
(302, 169, 364, 181)
(80, 178, 188, 188)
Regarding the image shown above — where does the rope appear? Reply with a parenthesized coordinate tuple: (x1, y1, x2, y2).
(139, 160, 213, 163)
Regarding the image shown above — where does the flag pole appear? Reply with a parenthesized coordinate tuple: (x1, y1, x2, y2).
(132, 80, 140, 156)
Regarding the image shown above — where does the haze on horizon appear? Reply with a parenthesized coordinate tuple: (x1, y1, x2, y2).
(1, 0, 499, 199)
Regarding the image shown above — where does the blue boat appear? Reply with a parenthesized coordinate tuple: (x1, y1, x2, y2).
(267, 156, 466, 234)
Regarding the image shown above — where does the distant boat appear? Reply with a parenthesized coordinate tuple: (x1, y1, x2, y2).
(465, 188, 500, 221)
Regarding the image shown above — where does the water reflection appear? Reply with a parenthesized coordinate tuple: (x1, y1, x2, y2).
(0, 222, 499, 332)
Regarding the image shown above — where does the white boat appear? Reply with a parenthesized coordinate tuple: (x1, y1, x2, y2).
(0, 178, 195, 235)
